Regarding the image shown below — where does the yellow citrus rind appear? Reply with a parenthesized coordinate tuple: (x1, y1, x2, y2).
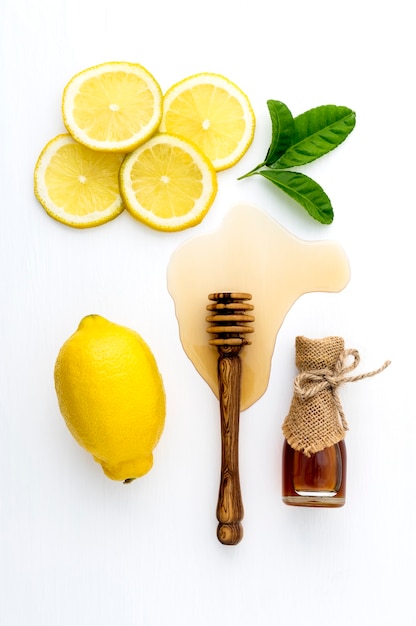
(54, 314, 166, 482)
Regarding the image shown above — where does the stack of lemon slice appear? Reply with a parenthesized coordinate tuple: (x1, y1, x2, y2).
(34, 62, 255, 232)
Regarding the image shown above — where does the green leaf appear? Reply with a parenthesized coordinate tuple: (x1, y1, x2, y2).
(264, 100, 294, 165)
(256, 169, 334, 224)
(270, 105, 356, 169)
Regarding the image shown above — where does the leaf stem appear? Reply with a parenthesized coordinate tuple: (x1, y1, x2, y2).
(237, 163, 264, 180)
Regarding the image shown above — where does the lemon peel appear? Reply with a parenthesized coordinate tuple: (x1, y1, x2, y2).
(54, 315, 166, 481)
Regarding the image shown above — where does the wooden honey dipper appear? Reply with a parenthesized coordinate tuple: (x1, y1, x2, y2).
(206, 292, 254, 545)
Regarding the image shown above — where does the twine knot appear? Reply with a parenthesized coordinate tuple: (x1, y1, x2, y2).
(294, 349, 391, 430)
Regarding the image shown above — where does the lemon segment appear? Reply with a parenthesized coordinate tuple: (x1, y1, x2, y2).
(160, 73, 255, 171)
(54, 314, 166, 482)
(34, 134, 124, 228)
(62, 62, 163, 152)
(119, 133, 218, 232)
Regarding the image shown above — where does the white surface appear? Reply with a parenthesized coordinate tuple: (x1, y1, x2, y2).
(1, 1, 414, 625)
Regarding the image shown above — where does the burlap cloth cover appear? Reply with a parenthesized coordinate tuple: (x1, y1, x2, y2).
(282, 336, 391, 457)
(282, 336, 346, 457)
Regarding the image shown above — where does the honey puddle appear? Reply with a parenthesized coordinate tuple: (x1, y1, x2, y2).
(167, 204, 350, 411)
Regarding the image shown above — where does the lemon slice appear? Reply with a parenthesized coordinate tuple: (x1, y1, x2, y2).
(34, 134, 124, 228)
(119, 133, 217, 232)
(62, 62, 163, 152)
(160, 73, 255, 171)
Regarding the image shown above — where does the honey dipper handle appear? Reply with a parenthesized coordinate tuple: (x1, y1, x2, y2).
(216, 351, 244, 545)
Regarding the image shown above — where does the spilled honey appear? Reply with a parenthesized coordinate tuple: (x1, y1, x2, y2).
(167, 204, 350, 411)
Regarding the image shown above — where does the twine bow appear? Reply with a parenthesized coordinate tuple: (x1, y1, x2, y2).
(294, 349, 391, 430)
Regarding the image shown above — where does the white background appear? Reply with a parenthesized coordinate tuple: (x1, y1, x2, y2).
(1, 1, 414, 624)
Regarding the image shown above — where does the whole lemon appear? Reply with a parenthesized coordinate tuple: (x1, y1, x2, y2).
(54, 314, 166, 482)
